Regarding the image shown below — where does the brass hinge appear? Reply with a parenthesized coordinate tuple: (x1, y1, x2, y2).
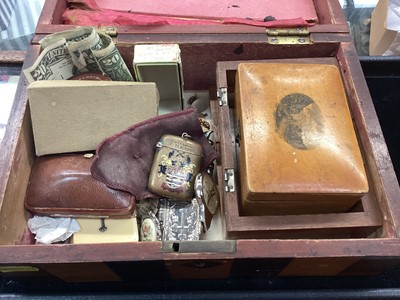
(266, 27, 312, 45)
(217, 87, 228, 106)
(98, 26, 118, 44)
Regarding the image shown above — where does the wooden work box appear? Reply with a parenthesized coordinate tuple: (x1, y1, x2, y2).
(234, 61, 368, 216)
(215, 58, 384, 239)
(0, 0, 400, 282)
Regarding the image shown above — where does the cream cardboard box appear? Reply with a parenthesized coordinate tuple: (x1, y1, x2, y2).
(370, 0, 400, 55)
(133, 44, 183, 114)
(72, 217, 139, 244)
(28, 80, 159, 156)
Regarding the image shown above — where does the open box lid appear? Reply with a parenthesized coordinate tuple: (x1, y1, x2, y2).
(36, 0, 349, 36)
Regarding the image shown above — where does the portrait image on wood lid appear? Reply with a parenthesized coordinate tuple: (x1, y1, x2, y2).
(275, 93, 325, 150)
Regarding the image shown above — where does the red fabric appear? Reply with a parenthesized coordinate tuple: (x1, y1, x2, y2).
(63, 0, 316, 28)
(90, 0, 318, 23)
(63, 9, 314, 28)
(83, 0, 100, 10)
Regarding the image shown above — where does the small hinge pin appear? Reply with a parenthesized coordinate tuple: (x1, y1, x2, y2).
(224, 169, 235, 193)
(217, 87, 228, 107)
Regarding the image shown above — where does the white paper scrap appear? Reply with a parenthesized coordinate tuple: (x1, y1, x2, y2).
(27, 216, 81, 244)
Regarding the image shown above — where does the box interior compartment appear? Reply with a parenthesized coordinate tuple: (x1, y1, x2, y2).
(0, 37, 395, 247)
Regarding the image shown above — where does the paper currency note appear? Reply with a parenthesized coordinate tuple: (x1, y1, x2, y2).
(93, 33, 133, 81)
(39, 27, 93, 48)
(23, 39, 77, 83)
(67, 28, 104, 73)
(24, 26, 133, 83)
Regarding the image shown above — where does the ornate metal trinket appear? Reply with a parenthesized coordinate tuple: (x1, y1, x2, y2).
(194, 172, 220, 229)
(148, 133, 203, 201)
(158, 198, 202, 241)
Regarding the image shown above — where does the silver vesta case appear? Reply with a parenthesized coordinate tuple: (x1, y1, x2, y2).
(148, 133, 203, 201)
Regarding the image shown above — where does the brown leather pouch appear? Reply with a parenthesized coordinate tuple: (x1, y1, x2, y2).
(25, 154, 135, 217)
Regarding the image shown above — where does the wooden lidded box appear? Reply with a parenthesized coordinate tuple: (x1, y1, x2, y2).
(0, 0, 400, 282)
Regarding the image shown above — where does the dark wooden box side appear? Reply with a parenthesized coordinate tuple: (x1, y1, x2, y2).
(337, 45, 400, 238)
(0, 48, 39, 245)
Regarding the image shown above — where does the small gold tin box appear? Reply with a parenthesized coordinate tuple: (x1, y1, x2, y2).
(148, 133, 203, 201)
